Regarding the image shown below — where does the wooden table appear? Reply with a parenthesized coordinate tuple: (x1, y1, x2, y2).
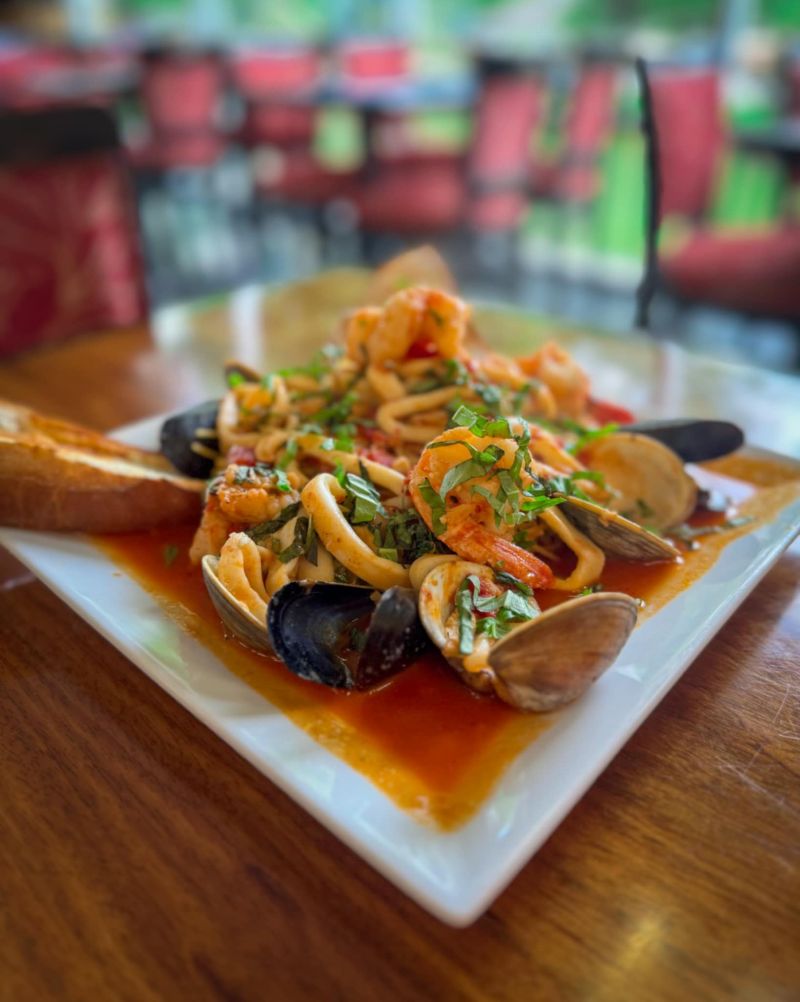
(2, 284, 799, 1001)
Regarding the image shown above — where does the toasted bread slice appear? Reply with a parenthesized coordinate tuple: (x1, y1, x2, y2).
(0, 400, 203, 533)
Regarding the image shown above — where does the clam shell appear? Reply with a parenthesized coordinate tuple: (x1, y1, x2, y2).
(560, 496, 679, 562)
(201, 554, 273, 654)
(487, 592, 639, 711)
(579, 432, 697, 532)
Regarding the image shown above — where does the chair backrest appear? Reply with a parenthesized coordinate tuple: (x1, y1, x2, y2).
(230, 47, 320, 97)
(140, 49, 223, 135)
(0, 106, 146, 356)
(565, 63, 618, 154)
(338, 40, 410, 83)
(231, 47, 319, 148)
(647, 66, 726, 219)
(467, 62, 545, 231)
(556, 62, 618, 202)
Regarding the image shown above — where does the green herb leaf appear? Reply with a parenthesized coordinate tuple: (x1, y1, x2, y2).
(278, 516, 310, 563)
(163, 543, 180, 567)
(276, 438, 298, 471)
(455, 575, 480, 656)
(494, 570, 533, 595)
(339, 471, 384, 525)
(568, 423, 619, 456)
(417, 479, 446, 535)
(246, 501, 302, 543)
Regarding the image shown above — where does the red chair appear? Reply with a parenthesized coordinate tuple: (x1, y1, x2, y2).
(638, 61, 800, 324)
(231, 47, 321, 149)
(338, 40, 410, 84)
(131, 49, 225, 170)
(530, 61, 619, 205)
(0, 106, 147, 356)
(354, 60, 545, 238)
(0, 46, 76, 108)
(238, 47, 359, 208)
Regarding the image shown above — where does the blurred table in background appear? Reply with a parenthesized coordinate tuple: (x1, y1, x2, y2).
(1, 279, 799, 1000)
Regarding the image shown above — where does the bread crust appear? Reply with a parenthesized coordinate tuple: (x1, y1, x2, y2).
(0, 400, 203, 532)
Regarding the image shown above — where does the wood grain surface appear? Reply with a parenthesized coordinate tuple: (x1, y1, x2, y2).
(1, 316, 799, 1002)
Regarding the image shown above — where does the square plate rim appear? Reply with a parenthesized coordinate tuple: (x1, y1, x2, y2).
(2, 414, 799, 927)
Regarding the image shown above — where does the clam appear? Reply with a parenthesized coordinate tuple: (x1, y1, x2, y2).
(418, 561, 639, 712)
(555, 431, 698, 561)
(160, 400, 220, 479)
(202, 554, 273, 654)
(579, 431, 697, 531)
(267, 581, 431, 690)
(557, 496, 680, 562)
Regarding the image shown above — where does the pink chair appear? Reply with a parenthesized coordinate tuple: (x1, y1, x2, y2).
(0, 46, 76, 108)
(0, 106, 146, 356)
(337, 40, 410, 85)
(530, 62, 619, 204)
(639, 60, 800, 323)
(131, 49, 226, 170)
(231, 47, 321, 149)
(354, 62, 544, 238)
(650, 67, 726, 221)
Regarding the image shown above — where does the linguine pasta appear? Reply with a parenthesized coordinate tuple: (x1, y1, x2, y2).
(190, 284, 639, 637)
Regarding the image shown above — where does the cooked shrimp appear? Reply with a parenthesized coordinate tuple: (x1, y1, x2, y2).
(346, 287, 469, 369)
(190, 464, 303, 564)
(518, 341, 589, 419)
(344, 307, 381, 363)
(189, 497, 234, 563)
(215, 465, 302, 524)
(408, 427, 555, 589)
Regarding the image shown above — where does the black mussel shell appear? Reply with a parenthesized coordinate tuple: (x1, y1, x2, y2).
(267, 582, 431, 691)
(159, 400, 220, 479)
(626, 418, 744, 463)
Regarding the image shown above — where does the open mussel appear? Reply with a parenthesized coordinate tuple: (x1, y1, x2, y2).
(625, 418, 743, 463)
(267, 581, 431, 690)
(202, 556, 430, 688)
(418, 560, 638, 712)
(160, 400, 220, 479)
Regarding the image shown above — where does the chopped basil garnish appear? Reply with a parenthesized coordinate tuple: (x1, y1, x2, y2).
(417, 479, 446, 535)
(455, 573, 540, 657)
(277, 515, 314, 563)
(162, 543, 180, 567)
(567, 422, 619, 456)
(247, 501, 302, 543)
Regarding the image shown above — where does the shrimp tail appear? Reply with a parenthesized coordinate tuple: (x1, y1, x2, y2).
(442, 521, 554, 590)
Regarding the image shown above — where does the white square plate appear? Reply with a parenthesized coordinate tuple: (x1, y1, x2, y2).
(2, 415, 799, 926)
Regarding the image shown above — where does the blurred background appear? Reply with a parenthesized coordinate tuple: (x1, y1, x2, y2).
(1, 0, 799, 371)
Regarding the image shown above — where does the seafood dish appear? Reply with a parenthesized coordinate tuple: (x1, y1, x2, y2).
(159, 280, 747, 713)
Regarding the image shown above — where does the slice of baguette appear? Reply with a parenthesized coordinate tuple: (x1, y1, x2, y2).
(0, 399, 203, 533)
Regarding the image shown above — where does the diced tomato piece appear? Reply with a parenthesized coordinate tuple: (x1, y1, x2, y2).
(359, 425, 392, 446)
(588, 397, 635, 426)
(405, 338, 438, 360)
(360, 446, 396, 468)
(227, 445, 256, 466)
